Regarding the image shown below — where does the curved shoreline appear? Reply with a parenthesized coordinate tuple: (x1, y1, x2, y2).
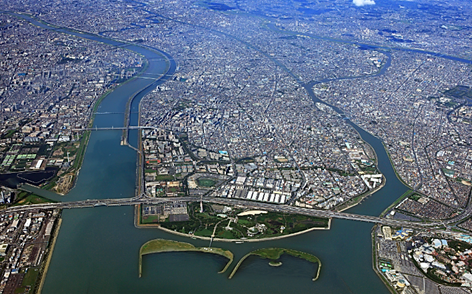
(135, 211, 331, 243)
(138, 239, 233, 278)
(8, 11, 177, 291)
(228, 248, 321, 281)
(7, 12, 171, 198)
(337, 176, 386, 213)
(6, 9, 446, 294)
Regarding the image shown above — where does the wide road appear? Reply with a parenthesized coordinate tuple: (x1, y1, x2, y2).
(4, 196, 467, 230)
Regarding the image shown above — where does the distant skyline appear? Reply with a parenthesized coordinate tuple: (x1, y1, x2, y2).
(1, 0, 472, 293)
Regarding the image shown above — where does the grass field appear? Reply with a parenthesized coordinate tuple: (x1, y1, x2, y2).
(155, 175, 174, 181)
(197, 178, 217, 187)
(141, 215, 160, 224)
(13, 192, 54, 206)
(13, 267, 40, 294)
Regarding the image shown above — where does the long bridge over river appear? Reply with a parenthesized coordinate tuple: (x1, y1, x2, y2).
(72, 126, 154, 131)
(4, 196, 465, 230)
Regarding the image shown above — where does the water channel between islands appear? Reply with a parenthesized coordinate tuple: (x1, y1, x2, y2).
(16, 13, 410, 294)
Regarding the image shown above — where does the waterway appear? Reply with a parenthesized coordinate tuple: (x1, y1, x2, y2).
(11, 13, 413, 293)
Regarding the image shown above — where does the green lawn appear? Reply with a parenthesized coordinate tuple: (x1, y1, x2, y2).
(217, 230, 235, 239)
(13, 192, 54, 206)
(155, 175, 174, 181)
(141, 215, 160, 224)
(168, 187, 180, 193)
(194, 229, 213, 237)
(409, 194, 421, 201)
(2, 129, 17, 139)
(197, 178, 217, 187)
(17, 267, 40, 294)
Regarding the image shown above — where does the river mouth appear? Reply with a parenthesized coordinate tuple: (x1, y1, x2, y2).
(12, 11, 405, 294)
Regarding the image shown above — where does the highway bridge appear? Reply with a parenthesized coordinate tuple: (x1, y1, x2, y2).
(71, 126, 154, 131)
(4, 196, 462, 229)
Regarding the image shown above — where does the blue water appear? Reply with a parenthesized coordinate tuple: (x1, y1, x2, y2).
(14, 13, 409, 294)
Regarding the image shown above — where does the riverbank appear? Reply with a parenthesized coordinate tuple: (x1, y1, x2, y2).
(126, 51, 170, 195)
(47, 130, 92, 195)
(336, 175, 387, 212)
(379, 190, 414, 218)
(47, 57, 150, 195)
(37, 216, 62, 294)
(11, 12, 157, 197)
(330, 110, 387, 212)
(22, 8, 405, 294)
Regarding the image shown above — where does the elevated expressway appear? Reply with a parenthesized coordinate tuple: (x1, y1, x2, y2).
(5, 196, 467, 230)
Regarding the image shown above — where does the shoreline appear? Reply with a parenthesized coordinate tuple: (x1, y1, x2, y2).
(228, 248, 322, 280)
(138, 239, 233, 278)
(50, 53, 150, 196)
(371, 225, 397, 294)
(133, 51, 172, 196)
(13, 12, 156, 197)
(336, 175, 387, 213)
(37, 216, 62, 294)
(332, 113, 386, 213)
(57, 130, 91, 195)
(135, 207, 331, 243)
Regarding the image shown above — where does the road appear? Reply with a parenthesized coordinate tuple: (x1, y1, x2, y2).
(5, 195, 469, 230)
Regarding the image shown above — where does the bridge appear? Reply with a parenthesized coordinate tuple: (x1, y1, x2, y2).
(71, 126, 155, 131)
(4, 196, 464, 230)
(94, 112, 136, 115)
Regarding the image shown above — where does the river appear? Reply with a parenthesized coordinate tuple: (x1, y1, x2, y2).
(10, 13, 413, 293)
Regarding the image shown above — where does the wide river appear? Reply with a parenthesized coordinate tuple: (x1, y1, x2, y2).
(13, 13, 413, 293)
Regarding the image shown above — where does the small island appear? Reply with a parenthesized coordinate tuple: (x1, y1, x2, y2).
(138, 239, 233, 278)
(229, 248, 321, 281)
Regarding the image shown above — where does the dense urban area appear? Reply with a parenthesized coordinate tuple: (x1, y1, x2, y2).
(0, 208, 58, 293)
(0, 0, 472, 292)
(0, 13, 143, 195)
